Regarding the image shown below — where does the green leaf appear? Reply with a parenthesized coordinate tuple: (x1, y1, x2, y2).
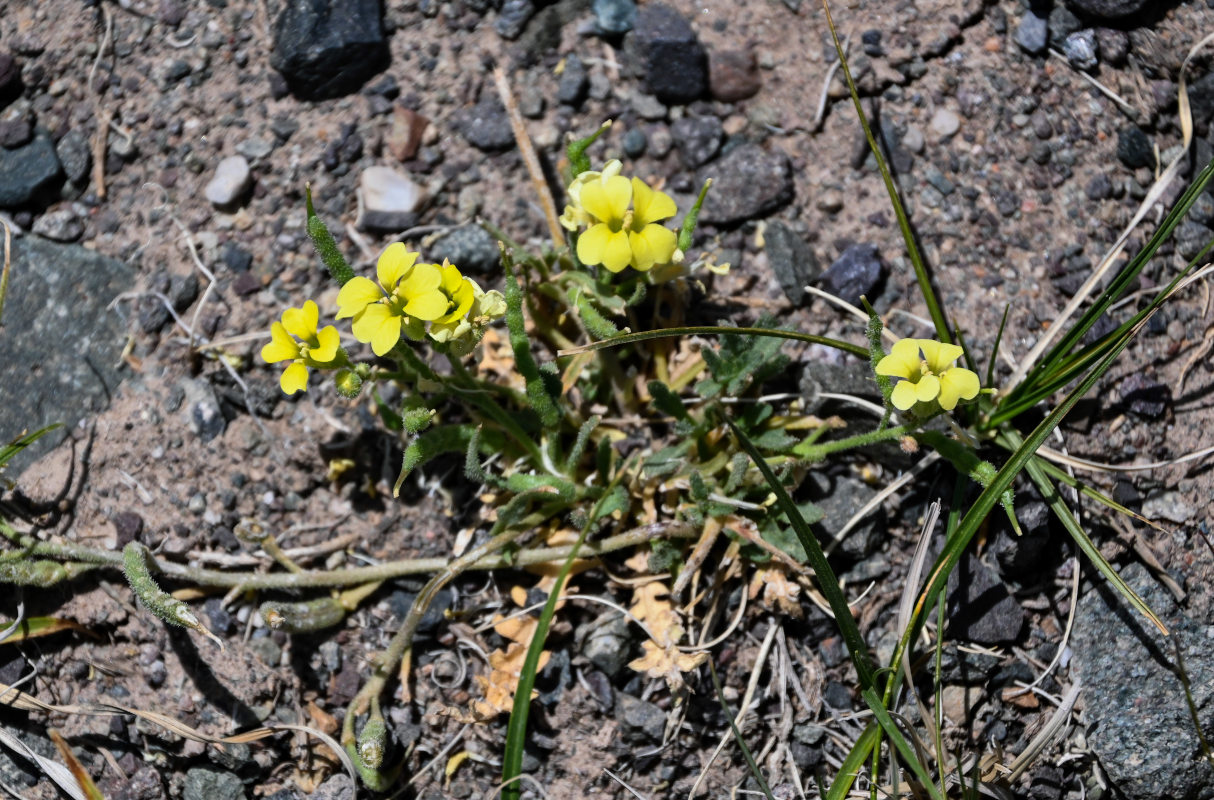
(305, 186, 355, 286)
(565, 121, 611, 179)
(503, 250, 562, 429)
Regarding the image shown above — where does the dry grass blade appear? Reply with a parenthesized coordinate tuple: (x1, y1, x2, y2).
(1005, 681, 1082, 783)
(603, 768, 651, 800)
(0, 219, 11, 325)
(0, 680, 356, 786)
(895, 502, 940, 746)
(0, 727, 84, 800)
(493, 67, 564, 244)
(1006, 30, 1214, 389)
(48, 731, 105, 800)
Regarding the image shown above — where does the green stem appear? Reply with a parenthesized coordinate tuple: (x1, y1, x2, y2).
(797, 422, 915, 461)
(447, 359, 549, 469)
(5, 522, 696, 591)
(559, 326, 868, 360)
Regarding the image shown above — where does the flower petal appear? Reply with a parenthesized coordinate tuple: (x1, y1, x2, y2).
(280, 362, 309, 395)
(600, 230, 633, 273)
(890, 380, 918, 411)
(629, 224, 677, 271)
(282, 301, 319, 340)
(914, 374, 941, 403)
(351, 303, 394, 345)
(404, 289, 449, 321)
(576, 223, 612, 266)
(377, 243, 418, 291)
(261, 322, 300, 363)
(581, 174, 632, 223)
(875, 339, 922, 379)
(311, 325, 341, 363)
(399, 262, 442, 298)
(631, 178, 677, 226)
(336, 277, 383, 320)
(920, 340, 964, 374)
(938, 367, 980, 410)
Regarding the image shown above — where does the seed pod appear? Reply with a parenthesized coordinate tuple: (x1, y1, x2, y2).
(259, 597, 346, 633)
(122, 543, 222, 647)
(357, 717, 388, 769)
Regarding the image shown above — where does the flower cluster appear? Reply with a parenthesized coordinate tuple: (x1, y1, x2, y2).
(560, 159, 679, 273)
(262, 243, 504, 394)
(875, 338, 980, 412)
(260, 300, 343, 395)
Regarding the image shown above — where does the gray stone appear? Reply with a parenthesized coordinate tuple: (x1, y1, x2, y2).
(1073, 563, 1214, 800)
(427, 225, 500, 275)
(1176, 220, 1214, 262)
(671, 114, 722, 168)
(697, 144, 794, 225)
(0, 114, 32, 148)
(764, 220, 818, 305)
(929, 107, 960, 138)
(1047, 5, 1083, 51)
(1063, 29, 1098, 71)
(1095, 26, 1129, 65)
(946, 555, 1025, 645)
(356, 166, 424, 232)
(0, 53, 20, 107)
(269, 0, 388, 100)
(622, 127, 647, 158)
(556, 54, 588, 107)
(235, 138, 274, 161)
(1140, 491, 1194, 525)
(1065, 0, 1152, 21)
(631, 2, 707, 104)
(617, 692, 665, 742)
(593, 0, 636, 35)
(820, 242, 882, 306)
(814, 475, 882, 560)
(1014, 10, 1048, 55)
(0, 131, 61, 207)
(579, 613, 632, 678)
(495, 0, 536, 40)
(180, 378, 226, 443)
(55, 128, 90, 185)
(456, 99, 515, 152)
(312, 774, 354, 800)
(32, 207, 84, 242)
(183, 767, 246, 800)
(1, 238, 132, 474)
(204, 155, 252, 208)
(1118, 372, 1170, 418)
(630, 91, 667, 121)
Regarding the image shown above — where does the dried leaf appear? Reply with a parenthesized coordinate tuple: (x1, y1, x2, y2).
(749, 565, 804, 619)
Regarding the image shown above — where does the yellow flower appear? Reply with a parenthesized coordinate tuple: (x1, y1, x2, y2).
(435, 260, 476, 324)
(261, 300, 341, 395)
(336, 243, 448, 356)
(561, 159, 678, 273)
(875, 338, 980, 412)
(429, 275, 506, 356)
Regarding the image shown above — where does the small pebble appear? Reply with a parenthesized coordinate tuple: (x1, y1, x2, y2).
(1014, 10, 1048, 55)
(204, 155, 252, 208)
(356, 166, 424, 231)
(1063, 30, 1099, 71)
(930, 107, 960, 138)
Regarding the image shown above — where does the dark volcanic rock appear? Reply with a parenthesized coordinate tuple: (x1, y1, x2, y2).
(1065, 0, 1152, 21)
(946, 555, 1026, 646)
(631, 3, 707, 104)
(820, 243, 883, 306)
(455, 99, 515, 152)
(697, 144, 793, 225)
(0, 131, 62, 207)
(1116, 125, 1153, 169)
(671, 115, 722, 168)
(1, 238, 132, 473)
(428, 225, 501, 275)
(269, 0, 389, 101)
(764, 220, 819, 305)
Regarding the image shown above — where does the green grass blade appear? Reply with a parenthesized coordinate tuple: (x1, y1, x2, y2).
(500, 469, 629, 800)
(860, 688, 945, 800)
(1009, 157, 1214, 402)
(826, 724, 880, 800)
(0, 424, 62, 471)
(559, 326, 868, 360)
(727, 420, 876, 690)
(820, 0, 950, 343)
(708, 660, 777, 800)
(1020, 451, 1166, 634)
